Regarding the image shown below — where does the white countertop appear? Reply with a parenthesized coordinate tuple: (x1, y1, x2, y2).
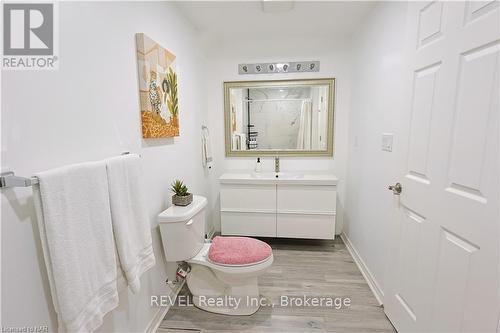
(219, 171, 338, 186)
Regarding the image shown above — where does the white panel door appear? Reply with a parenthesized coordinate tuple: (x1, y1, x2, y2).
(384, 2, 499, 332)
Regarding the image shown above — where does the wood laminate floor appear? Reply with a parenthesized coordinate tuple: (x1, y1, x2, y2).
(158, 237, 395, 333)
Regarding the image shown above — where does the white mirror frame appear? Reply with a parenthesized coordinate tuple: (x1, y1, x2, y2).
(224, 78, 335, 157)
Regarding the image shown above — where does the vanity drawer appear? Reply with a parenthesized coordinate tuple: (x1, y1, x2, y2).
(277, 185, 336, 214)
(277, 213, 335, 239)
(221, 184, 276, 212)
(221, 212, 276, 237)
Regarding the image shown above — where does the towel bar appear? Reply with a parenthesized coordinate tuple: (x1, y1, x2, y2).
(0, 151, 137, 189)
(0, 171, 39, 188)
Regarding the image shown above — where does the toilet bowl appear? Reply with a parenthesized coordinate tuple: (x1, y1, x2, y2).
(158, 195, 273, 315)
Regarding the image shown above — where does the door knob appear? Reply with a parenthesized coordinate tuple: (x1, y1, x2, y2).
(388, 182, 402, 195)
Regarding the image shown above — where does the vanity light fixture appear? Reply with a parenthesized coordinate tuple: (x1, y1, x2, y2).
(238, 61, 320, 75)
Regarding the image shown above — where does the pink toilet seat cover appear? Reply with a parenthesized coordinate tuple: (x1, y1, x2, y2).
(208, 236, 272, 265)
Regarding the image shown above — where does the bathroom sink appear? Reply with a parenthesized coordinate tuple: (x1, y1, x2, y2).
(250, 172, 276, 179)
(276, 172, 304, 179)
(251, 172, 304, 179)
(221, 172, 337, 186)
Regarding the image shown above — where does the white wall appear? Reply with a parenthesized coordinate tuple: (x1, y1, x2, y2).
(343, 2, 409, 299)
(204, 37, 352, 234)
(1, 2, 208, 331)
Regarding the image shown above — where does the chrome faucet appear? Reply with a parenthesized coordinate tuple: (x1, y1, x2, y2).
(274, 156, 280, 173)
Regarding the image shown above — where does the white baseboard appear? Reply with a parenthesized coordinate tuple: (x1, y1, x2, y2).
(143, 280, 186, 333)
(340, 233, 384, 305)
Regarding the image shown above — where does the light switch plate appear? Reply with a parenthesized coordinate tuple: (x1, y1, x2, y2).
(382, 133, 394, 152)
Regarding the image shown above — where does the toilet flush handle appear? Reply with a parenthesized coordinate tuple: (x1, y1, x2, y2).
(185, 219, 194, 227)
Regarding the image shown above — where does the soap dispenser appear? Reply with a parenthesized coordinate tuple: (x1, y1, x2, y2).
(255, 157, 262, 172)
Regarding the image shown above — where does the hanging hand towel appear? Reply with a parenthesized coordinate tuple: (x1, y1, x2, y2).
(33, 161, 121, 333)
(202, 126, 214, 169)
(105, 154, 155, 293)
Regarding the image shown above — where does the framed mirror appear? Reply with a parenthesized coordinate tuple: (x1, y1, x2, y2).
(224, 78, 335, 157)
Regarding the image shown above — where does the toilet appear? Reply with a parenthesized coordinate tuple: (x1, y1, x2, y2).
(158, 195, 273, 315)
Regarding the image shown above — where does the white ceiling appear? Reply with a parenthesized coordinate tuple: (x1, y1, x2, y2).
(175, 1, 376, 43)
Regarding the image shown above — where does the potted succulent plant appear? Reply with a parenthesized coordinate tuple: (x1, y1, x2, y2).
(170, 179, 193, 206)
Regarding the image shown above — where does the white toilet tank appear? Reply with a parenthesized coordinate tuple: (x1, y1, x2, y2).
(158, 195, 207, 262)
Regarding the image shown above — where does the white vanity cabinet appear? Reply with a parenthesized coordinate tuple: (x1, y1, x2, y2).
(220, 183, 277, 237)
(276, 184, 336, 239)
(219, 173, 337, 240)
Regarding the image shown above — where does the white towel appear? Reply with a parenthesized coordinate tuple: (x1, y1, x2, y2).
(105, 154, 155, 293)
(33, 161, 120, 333)
(231, 134, 239, 150)
(202, 127, 214, 169)
(237, 133, 247, 150)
